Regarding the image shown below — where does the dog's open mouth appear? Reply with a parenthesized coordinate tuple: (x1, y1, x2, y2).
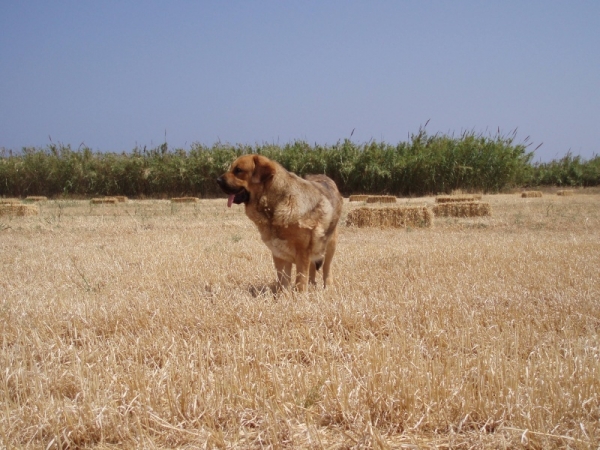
(216, 177, 250, 207)
(227, 189, 250, 207)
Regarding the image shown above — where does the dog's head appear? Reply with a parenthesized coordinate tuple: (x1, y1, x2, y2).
(216, 155, 276, 207)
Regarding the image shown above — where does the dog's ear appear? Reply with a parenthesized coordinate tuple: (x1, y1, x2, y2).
(251, 155, 275, 184)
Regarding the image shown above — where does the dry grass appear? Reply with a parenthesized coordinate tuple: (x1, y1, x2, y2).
(557, 190, 575, 196)
(346, 205, 433, 228)
(0, 203, 39, 216)
(432, 201, 492, 218)
(90, 197, 118, 204)
(171, 197, 200, 203)
(521, 191, 543, 198)
(366, 195, 397, 203)
(1, 193, 600, 448)
(449, 190, 483, 200)
(349, 195, 369, 202)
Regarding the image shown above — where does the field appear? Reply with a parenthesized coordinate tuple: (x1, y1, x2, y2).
(1, 190, 599, 449)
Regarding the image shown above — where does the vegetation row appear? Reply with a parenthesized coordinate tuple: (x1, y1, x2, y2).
(1, 129, 598, 198)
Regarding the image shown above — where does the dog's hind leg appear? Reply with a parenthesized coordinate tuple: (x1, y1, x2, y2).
(309, 261, 318, 285)
(321, 230, 338, 288)
(310, 259, 324, 286)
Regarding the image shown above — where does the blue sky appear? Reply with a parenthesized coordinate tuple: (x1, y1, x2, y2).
(1, 1, 598, 161)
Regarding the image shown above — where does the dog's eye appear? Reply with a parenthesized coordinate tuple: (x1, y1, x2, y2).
(233, 167, 243, 175)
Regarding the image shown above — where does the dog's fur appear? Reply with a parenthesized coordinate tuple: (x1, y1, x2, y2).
(217, 155, 343, 292)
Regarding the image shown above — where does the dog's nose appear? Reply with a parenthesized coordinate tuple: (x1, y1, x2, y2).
(216, 176, 224, 186)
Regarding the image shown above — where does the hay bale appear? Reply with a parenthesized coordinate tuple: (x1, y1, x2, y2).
(521, 191, 543, 198)
(25, 196, 48, 202)
(113, 196, 128, 202)
(91, 197, 118, 204)
(171, 197, 200, 203)
(0, 204, 39, 216)
(432, 201, 491, 218)
(556, 190, 574, 196)
(346, 206, 433, 228)
(0, 198, 21, 205)
(435, 195, 475, 203)
(366, 195, 397, 204)
(349, 195, 369, 202)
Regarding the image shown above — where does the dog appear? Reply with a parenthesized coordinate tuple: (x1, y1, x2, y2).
(217, 154, 343, 292)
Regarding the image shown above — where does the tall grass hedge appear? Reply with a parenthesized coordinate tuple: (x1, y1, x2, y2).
(1, 130, 596, 198)
(528, 153, 600, 187)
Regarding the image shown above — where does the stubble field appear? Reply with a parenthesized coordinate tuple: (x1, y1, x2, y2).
(1, 190, 599, 449)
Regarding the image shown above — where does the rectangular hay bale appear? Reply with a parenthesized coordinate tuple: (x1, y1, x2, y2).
(349, 195, 369, 202)
(0, 198, 21, 204)
(435, 195, 475, 203)
(25, 196, 48, 202)
(346, 206, 433, 228)
(432, 201, 491, 218)
(91, 197, 118, 204)
(556, 190, 574, 196)
(171, 197, 200, 203)
(0, 204, 39, 216)
(113, 196, 128, 202)
(366, 195, 397, 204)
(521, 191, 543, 198)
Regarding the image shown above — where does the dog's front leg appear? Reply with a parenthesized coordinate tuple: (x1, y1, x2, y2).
(294, 252, 310, 292)
(273, 255, 292, 291)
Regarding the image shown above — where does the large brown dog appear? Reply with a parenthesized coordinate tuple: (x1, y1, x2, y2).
(217, 155, 343, 292)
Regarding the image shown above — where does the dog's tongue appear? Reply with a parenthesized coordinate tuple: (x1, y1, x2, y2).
(227, 194, 235, 208)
